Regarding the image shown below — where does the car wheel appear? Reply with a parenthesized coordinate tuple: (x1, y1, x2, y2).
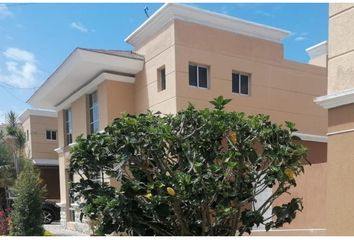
(43, 209, 54, 224)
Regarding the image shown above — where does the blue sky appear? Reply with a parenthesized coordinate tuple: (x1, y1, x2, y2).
(0, 3, 328, 122)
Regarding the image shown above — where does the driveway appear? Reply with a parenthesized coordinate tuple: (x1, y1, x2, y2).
(43, 222, 88, 236)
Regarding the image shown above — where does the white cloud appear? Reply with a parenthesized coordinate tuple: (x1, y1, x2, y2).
(0, 4, 12, 19)
(0, 48, 39, 88)
(294, 32, 308, 42)
(70, 21, 89, 33)
(4, 48, 35, 62)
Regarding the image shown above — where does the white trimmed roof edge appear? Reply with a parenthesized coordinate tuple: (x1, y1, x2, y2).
(125, 3, 290, 48)
(306, 41, 327, 59)
(18, 108, 57, 123)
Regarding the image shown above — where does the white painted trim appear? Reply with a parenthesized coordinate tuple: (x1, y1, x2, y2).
(18, 108, 57, 123)
(32, 159, 59, 166)
(314, 88, 354, 109)
(54, 147, 64, 154)
(125, 3, 290, 48)
(306, 41, 327, 59)
(327, 128, 354, 136)
(293, 132, 327, 143)
(54, 72, 135, 111)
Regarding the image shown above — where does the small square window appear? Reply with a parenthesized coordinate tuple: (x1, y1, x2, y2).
(46, 130, 57, 141)
(158, 67, 166, 91)
(232, 72, 250, 95)
(189, 64, 208, 89)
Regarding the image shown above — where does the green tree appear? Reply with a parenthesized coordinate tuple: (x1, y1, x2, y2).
(5, 111, 26, 175)
(70, 96, 307, 236)
(9, 162, 45, 236)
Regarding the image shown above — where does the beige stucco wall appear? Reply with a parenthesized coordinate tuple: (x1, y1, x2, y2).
(309, 54, 327, 68)
(98, 80, 135, 129)
(328, 6, 354, 93)
(326, 103, 354, 235)
(173, 20, 327, 136)
(28, 115, 58, 160)
(134, 22, 177, 114)
(71, 95, 89, 140)
(273, 142, 327, 230)
(326, 4, 354, 235)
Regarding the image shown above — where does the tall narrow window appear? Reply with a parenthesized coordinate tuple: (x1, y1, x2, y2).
(189, 64, 209, 89)
(89, 91, 99, 134)
(232, 72, 250, 95)
(65, 109, 72, 145)
(158, 67, 166, 91)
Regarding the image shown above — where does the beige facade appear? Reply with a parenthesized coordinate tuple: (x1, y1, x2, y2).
(314, 3, 354, 236)
(19, 109, 60, 200)
(28, 3, 328, 235)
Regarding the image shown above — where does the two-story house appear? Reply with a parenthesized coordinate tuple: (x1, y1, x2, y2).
(27, 3, 327, 235)
(18, 109, 60, 201)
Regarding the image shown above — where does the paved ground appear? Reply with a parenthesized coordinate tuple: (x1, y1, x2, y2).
(43, 222, 88, 236)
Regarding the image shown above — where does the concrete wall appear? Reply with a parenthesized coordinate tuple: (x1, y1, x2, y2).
(173, 20, 327, 136)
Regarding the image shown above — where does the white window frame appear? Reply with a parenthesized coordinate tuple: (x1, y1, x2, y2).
(232, 72, 250, 96)
(158, 66, 166, 92)
(89, 91, 100, 134)
(46, 130, 57, 141)
(189, 63, 209, 89)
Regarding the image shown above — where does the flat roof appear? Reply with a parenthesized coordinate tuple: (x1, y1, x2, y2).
(125, 3, 290, 48)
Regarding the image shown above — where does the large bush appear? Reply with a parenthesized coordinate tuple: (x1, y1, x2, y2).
(9, 162, 45, 236)
(70, 96, 307, 236)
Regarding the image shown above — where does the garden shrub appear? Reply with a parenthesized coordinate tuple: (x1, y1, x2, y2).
(9, 162, 46, 236)
(70, 96, 307, 236)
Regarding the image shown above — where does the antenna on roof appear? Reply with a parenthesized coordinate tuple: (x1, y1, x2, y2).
(144, 6, 150, 19)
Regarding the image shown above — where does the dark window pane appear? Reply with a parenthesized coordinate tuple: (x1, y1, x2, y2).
(198, 66, 208, 88)
(240, 75, 249, 95)
(46, 130, 51, 140)
(232, 73, 240, 93)
(52, 131, 57, 140)
(189, 65, 197, 86)
(160, 68, 166, 90)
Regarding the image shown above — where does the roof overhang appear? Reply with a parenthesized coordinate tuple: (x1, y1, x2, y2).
(314, 88, 354, 109)
(125, 3, 290, 49)
(28, 48, 144, 111)
(18, 109, 57, 123)
(306, 41, 327, 60)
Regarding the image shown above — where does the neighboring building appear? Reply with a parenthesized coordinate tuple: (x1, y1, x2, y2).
(18, 109, 60, 201)
(27, 3, 327, 234)
(315, 3, 354, 236)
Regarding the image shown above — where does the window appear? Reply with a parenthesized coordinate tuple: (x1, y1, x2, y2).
(65, 109, 73, 145)
(26, 130, 29, 142)
(89, 91, 99, 134)
(232, 72, 250, 95)
(189, 64, 208, 88)
(46, 130, 57, 140)
(158, 67, 166, 91)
